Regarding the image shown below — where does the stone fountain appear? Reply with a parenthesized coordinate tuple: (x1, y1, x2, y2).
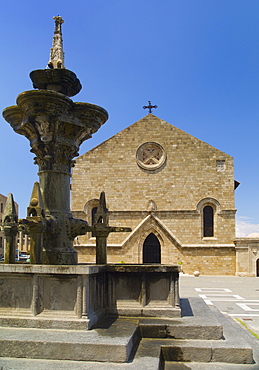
(0, 16, 180, 324)
(2, 16, 109, 265)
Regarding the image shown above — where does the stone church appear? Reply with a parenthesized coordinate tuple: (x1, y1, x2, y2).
(72, 113, 248, 275)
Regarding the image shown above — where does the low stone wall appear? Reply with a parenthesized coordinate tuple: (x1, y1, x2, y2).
(0, 264, 107, 329)
(107, 264, 180, 318)
(0, 264, 180, 329)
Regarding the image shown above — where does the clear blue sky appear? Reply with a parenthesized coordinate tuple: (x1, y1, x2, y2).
(0, 0, 259, 236)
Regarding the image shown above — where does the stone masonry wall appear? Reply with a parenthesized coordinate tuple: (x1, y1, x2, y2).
(72, 115, 236, 275)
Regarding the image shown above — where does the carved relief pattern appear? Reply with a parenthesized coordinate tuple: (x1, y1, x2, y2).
(32, 142, 78, 172)
(141, 146, 162, 165)
(4, 95, 108, 174)
(136, 142, 166, 170)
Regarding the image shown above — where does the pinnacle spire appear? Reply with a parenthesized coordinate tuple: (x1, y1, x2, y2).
(94, 192, 109, 226)
(29, 16, 82, 96)
(27, 182, 45, 219)
(2, 193, 17, 223)
(48, 16, 65, 69)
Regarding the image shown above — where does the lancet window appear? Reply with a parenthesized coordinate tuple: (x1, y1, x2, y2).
(203, 205, 214, 237)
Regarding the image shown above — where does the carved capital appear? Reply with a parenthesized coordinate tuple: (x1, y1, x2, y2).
(1, 223, 17, 237)
(3, 90, 108, 173)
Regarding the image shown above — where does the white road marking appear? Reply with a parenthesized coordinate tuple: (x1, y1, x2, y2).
(236, 303, 259, 311)
(195, 288, 232, 292)
(229, 313, 259, 317)
(199, 294, 244, 301)
(194, 286, 259, 323)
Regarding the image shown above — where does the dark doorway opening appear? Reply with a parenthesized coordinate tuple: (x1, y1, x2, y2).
(257, 259, 259, 277)
(143, 233, 161, 264)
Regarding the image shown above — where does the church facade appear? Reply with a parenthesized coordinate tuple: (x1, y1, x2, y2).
(72, 114, 238, 275)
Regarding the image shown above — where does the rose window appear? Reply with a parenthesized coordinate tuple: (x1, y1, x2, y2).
(136, 142, 166, 170)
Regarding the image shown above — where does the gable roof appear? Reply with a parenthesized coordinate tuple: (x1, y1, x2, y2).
(77, 113, 230, 160)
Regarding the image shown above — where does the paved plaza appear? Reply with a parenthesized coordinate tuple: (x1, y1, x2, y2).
(180, 274, 259, 338)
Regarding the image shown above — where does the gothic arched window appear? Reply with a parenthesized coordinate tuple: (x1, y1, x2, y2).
(143, 233, 161, 264)
(203, 206, 214, 237)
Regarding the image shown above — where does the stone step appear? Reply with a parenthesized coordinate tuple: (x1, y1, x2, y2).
(0, 313, 92, 330)
(0, 356, 161, 370)
(136, 337, 253, 365)
(162, 303, 254, 366)
(137, 300, 254, 365)
(162, 339, 253, 364)
(164, 362, 259, 369)
(0, 318, 140, 363)
(0, 355, 257, 370)
(0, 299, 255, 367)
(139, 297, 223, 340)
(139, 317, 222, 340)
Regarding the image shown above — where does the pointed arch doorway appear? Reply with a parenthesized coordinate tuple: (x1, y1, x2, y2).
(143, 233, 161, 264)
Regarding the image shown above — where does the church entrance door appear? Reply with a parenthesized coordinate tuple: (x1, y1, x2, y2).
(143, 233, 161, 264)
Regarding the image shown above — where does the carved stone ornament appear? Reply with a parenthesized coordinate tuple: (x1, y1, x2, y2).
(136, 142, 166, 170)
(147, 199, 157, 212)
(48, 15, 65, 69)
(3, 90, 108, 173)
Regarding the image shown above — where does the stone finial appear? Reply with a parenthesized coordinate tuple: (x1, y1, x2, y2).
(29, 68, 82, 97)
(94, 191, 109, 226)
(27, 182, 45, 219)
(93, 192, 131, 264)
(29, 16, 82, 96)
(2, 193, 18, 223)
(53, 16, 64, 33)
(22, 182, 46, 264)
(48, 16, 65, 69)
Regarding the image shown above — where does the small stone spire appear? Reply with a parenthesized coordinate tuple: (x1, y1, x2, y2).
(2, 193, 18, 223)
(48, 16, 65, 69)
